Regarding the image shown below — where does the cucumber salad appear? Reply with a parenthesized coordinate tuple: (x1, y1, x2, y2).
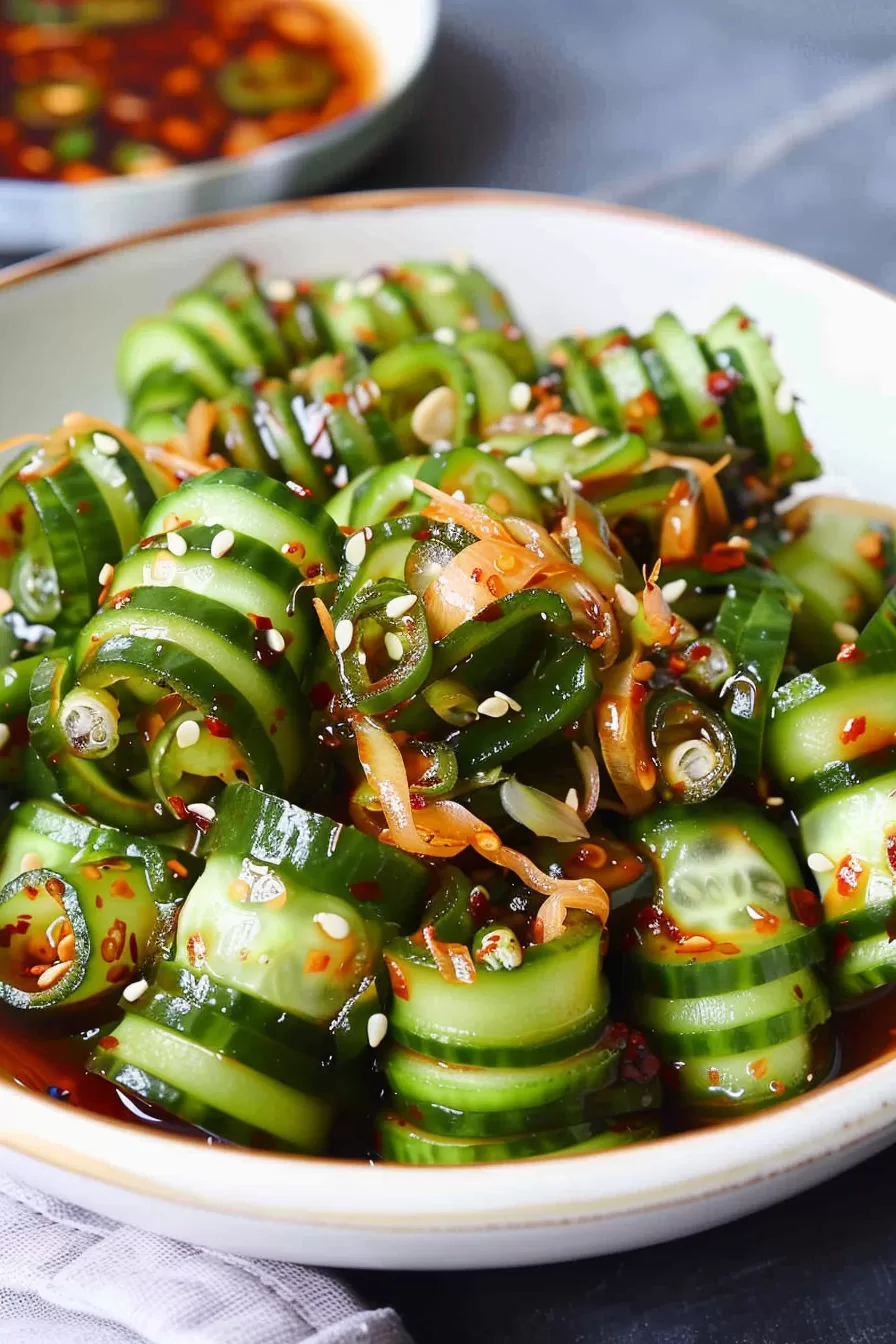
(0, 254, 892, 1163)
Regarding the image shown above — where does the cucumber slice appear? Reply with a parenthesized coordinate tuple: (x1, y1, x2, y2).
(200, 256, 290, 374)
(253, 381, 333, 499)
(635, 335, 697, 442)
(376, 1111, 653, 1165)
(582, 329, 665, 444)
(673, 1025, 833, 1116)
(170, 291, 266, 373)
(116, 318, 234, 399)
(550, 336, 621, 431)
(650, 313, 725, 441)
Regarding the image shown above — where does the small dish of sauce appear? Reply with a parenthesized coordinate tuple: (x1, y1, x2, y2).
(0, 0, 377, 183)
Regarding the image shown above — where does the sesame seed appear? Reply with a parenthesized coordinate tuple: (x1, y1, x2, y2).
(333, 465, 349, 489)
(774, 379, 795, 415)
(0, 588, 12, 616)
(477, 696, 509, 718)
(385, 593, 417, 619)
(427, 273, 456, 294)
(661, 577, 688, 604)
(367, 1012, 389, 1048)
(431, 437, 453, 454)
(166, 531, 188, 556)
(766, 796, 785, 807)
(614, 583, 639, 617)
(384, 632, 404, 661)
(344, 531, 367, 568)
(509, 382, 532, 412)
(187, 802, 216, 822)
(565, 787, 579, 811)
(210, 528, 234, 558)
(433, 326, 456, 345)
(572, 426, 602, 448)
(0, 723, 9, 752)
(807, 852, 834, 873)
(833, 620, 859, 643)
(263, 278, 295, 303)
(122, 977, 149, 1003)
(505, 455, 538, 482)
(93, 431, 120, 456)
(727, 536, 751, 550)
(314, 911, 352, 940)
(175, 719, 201, 749)
(334, 619, 354, 653)
(258, 954, 271, 966)
(266, 628, 286, 652)
(98, 563, 114, 586)
(358, 651, 367, 666)
(493, 690, 521, 711)
(452, 489, 466, 502)
(356, 271, 384, 297)
(333, 279, 354, 303)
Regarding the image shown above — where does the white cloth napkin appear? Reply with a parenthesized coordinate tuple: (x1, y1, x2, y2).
(0, 1175, 411, 1344)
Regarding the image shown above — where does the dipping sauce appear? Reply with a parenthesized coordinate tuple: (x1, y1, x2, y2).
(0, 0, 377, 183)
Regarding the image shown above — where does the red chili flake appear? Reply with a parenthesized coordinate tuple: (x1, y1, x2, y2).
(836, 854, 863, 896)
(128, 931, 139, 962)
(204, 716, 232, 738)
(324, 391, 349, 408)
(624, 390, 660, 427)
(667, 654, 687, 676)
(788, 887, 823, 927)
(747, 1057, 768, 1080)
(793, 983, 804, 1000)
(308, 681, 334, 710)
(485, 574, 503, 598)
(350, 880, 382, 903)
(474, 602, 503, 622)
(738, 316, 750, 330)
(409, 793, 427, 810)
(281, 541, 306, 558)
(688, 642, 712, 661)
(248, 612, 273, 631)
(23, 885, 39, 898)
(7, 504, 25, 535)
(76, 500, 91, 515)
(274, 706, 286, 721)
(45, 877, 65, 900)
(286, 481, 313, 498)
(101, 918, 127, 963)
(98, 1035, 119, 1050)
(0, 915, 31, 947)
(769, 1080, 786, 1096)
(706, 369, 741, 401)
(699, 410, 721, 429)
(95, 895, 103, 908)
(707, 1067, 721, 1086)
(600, 332, 632, 353)
(305, 562, 325, 579)
(111, 879, 134, 899)
(468, 888, 490, 922)
(109, 590, 132, 610)
(186, 931, 206, 968)
(68, 803, 88, 815)
(304, 949, 331, 974)
(413, 527, 432, 541)
(832, 930, 851, 960)
(746, 904, 780, 935)
(385, 955, 409, 1000)
(166, 859, 189, 878)
(715, 942, 741, 955)
(836, 643, 865, 663)
(700, 545, 747, 574)
(502, 321, 523, 341)
(631, 681, 648, 708)
(840, 715, 866, 745)
(167, 795, 192, 822)
(470, 567, 484, 583)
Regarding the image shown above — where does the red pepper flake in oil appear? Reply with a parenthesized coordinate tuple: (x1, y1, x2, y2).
(747, 1057, 768, 1080)
(110, 879, 135, 899)
(309, 681, 334, 710)
(286, 481, 313, 499)
(305, 562, 325, 579)
(45, 877, 65, 901)
(469, 887, 490, 922)
(706, 369, 740, 401)
(166, 859, 189, 879)
(700, 544, 747, 574)
(832, 930, 851, 960)
(305, 949, 331, 974)
(474, 602, 503, 622)
(186, 932, 206, 969)
(789, 887, 823, 927)
(486, 575, 503, 598)
(128, 931, 139, 962)
(385, 955, 409, 1000)
(688, 642, 712, 661)
(836, 643, 864, 663)
(106, 964, 130, 985)
(167, 795, 192, 823)
(205, 716, 232, 738)
(77, 500, 91, 515)
(699, 410, 721, 430)
(738, 316, 750, 330)
(836, 854, 863, 897)
(98, 1035, 119, 1051)
(793, 983, 804, 1000)
(715, 942, 741, 955)
(350, 880, 382, 903)
(746, 904, 780, 935)
(707, 1067, 721, 1086)
(769, 1080, 786, 1096)
(840, 715, 866, 745)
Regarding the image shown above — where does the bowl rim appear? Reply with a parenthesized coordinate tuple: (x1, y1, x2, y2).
(1, 185, 895, 1232)
(0, 0, 440, 199)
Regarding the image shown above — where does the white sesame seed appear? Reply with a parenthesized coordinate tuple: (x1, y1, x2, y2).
(451, 489, 466, 502)
(493, 690, 521, 712)
(367, 1012, 389, 1048)
(175, 719, 201, 749)
(358, 651, 367, 666)
(334, 619, 354, 653)
(385, 593, 417, 619)
(266, 628, 286, 652)
(367, 381, 381, 401)
(572, 426, 602, 448)
(93, 431, 120, 456)
(166, 531, 187, 556)
(0, 588, 12, 616)
(505, 454, 538, 482)
(766, 796, 785, 807)
(427, 273, 456, 294)
(98, 563, 114, 586)
(122, 977, 149, 1003)
(477, 696, 509, 718)
(356, 271, 384, 298)
(774, 379, 795, 415)
(210, 528, 234, 559)
(258, 954, 271, 966)
(0, 723, 9, 752)
(187, 802, 216, 822)
(431, 438, 453, 454)
(384, 631, 404, 661)
(433, 326, 456, 345)
(314, 911, 352, 940)
(727, 535, 751, 550)
(614, 583, 639, 617)
(333, 465, 349, 489)
(833, 620, 859, 643)
(661, 577, 688, 604)
(344, 531, 367, 568)
(565, 787, 579, 811)
(508, 381, 532, 412)
(263, 278, 295, 303)
(807, 852, 834, 873)
(281, 542, 293, 555)
(333, 279, 354, 303)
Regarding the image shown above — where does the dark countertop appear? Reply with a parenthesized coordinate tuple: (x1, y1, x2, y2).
(3, 2, 895, 1338)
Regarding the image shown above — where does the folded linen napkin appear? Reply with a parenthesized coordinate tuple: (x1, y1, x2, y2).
(0, 1175, 411, 1344)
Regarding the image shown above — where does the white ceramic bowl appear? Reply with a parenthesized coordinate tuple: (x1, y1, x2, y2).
(0, 0, 438, 252)
(0, 189, 894, 1269)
